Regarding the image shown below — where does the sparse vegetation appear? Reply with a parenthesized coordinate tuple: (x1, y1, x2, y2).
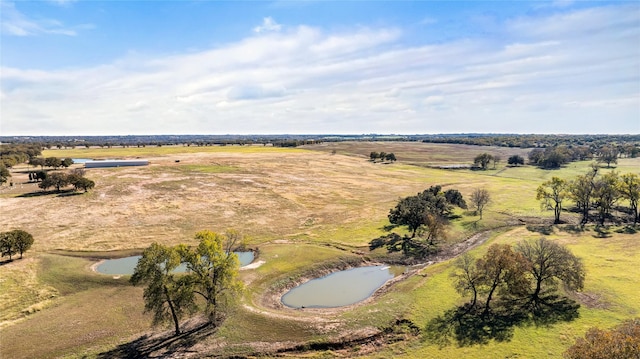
(0, 141, 638, 359)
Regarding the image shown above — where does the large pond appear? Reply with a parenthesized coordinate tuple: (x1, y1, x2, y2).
(95, 251, 254, 275)
(281, 265, 403, 309)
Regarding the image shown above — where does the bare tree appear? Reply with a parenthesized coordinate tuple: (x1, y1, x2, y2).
(471, 188, 491, 219)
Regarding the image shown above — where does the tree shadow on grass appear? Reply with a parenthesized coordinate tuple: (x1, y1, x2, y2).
(526, 225, 554, 235)
(16, 189, 77, 197)
(558, 225, 585, 234)
(593, 226, 612, 238)
(425, 296, 580, 347)
(96, 320, 216, 359)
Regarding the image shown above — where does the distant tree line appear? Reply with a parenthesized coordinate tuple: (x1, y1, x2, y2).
(421, 134, 640, 152)
(473, 144, 628, 170)
(3, 134, 638, 154)
(0, 229, 34, 261)
(1, 135, 327, 149)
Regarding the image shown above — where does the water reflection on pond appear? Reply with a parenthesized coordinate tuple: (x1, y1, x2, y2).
(281, 265, 403, 309)
(95, 251, 254, 275)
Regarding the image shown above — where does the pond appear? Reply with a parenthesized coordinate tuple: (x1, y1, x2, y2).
(281, 265, 403, 309)
(71, 158, 93, 164)
(95, 251, 254, 275)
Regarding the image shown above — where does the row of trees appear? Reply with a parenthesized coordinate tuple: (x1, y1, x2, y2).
(369, 151, 397, 163)
(528, 145, 622, 169)
(0, 144, 42, 168)
(470, 146, 627, 171)
(131, 230, 244, 335)
(29, 157, 74, 170)
(38, 169, 95, 193)
(421, 134, 639, 155)
(536, 168, 639, 224)
(0, 230, 34, 261)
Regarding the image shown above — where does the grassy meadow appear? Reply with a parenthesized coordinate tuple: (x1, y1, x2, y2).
(0, 142, 638, 358)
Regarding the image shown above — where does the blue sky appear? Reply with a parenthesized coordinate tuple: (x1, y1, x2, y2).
(1, 0, 638, 135)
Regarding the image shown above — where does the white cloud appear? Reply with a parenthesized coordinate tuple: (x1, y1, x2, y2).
(0, 1, 82, 36)
(253, 17, 282, 33)
(1, 4, 638, 135)
(46, 0, 77, 6)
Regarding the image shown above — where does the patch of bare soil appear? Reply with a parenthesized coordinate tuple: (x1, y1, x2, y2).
(574, 292, 610, 309)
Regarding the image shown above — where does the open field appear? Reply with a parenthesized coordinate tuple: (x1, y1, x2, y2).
(0, 142, 638, 358)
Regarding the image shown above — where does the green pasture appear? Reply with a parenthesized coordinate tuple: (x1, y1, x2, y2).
(366, 226, 640, 359)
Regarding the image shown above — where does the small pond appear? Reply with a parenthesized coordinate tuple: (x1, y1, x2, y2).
(281, 265, 404, 309)
(72, 158, 93, 164)
(95, 251, 254, 275)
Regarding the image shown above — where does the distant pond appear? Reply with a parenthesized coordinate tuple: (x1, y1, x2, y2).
(71, 158, 93, 164)
(281, 265, 404, 309)
(95, 251, 254, 275)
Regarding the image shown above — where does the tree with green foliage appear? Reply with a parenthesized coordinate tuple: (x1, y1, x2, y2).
(369, 152, 379, 162)
(564, 318, 640, 359)
(374, 185, 466, 259)
(72, 177, 95, 192)
(536, 177, 568, 224)
(44, 157, 62, 169)
(7, 230, 34, 259)
(0, 232, 17, 260)
(39, 172, 69, 192)
(385, 152, 397, 162)
(388, 195, 427, 238)
(61, 158, 74, 168)
(130, 243, 197, 335)
(592, 171, 620, 225)
(0, 164, 10, 185)
(568, 168, 598, 224)
(473, 153, 493, 170)
(34, 170, 47, 182)
(179, 230, 244, 324)
(507, 155, 525, 166)
(619, 173, 640, 224)
(597, 146, 619, 168)
(444, 189, 467, 210)
(470, 188, 490, 219)
(29, 157, 45, 169)
(388, 185, 463, 238)
(515, 238, 585, 311)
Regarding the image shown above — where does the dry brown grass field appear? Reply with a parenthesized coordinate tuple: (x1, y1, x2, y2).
(0, 142, 638, 358)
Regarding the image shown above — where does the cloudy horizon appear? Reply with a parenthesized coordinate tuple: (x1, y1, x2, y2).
(1, 1, 638, 136)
